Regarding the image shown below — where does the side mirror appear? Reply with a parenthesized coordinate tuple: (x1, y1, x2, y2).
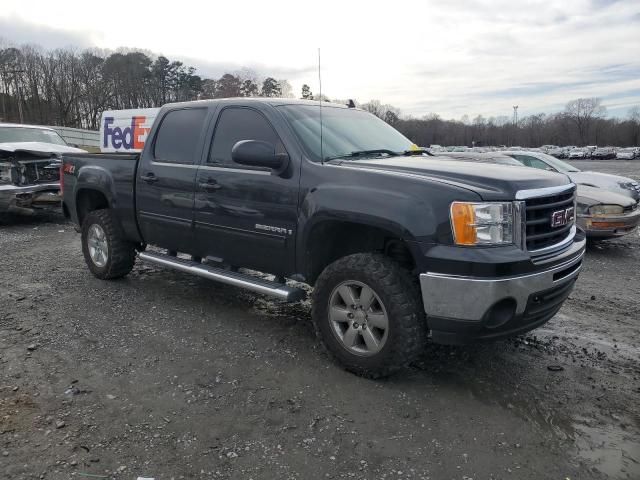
(232, 140, 289, 170)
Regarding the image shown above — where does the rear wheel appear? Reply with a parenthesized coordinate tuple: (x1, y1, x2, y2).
(312, 253, 428, 378)
(81, 209, 135, 279)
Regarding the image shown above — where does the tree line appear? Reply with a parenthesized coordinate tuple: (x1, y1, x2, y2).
(0, 43, 292, 130)
(362, 98, 640, 148)
(1, 42, 639, 147)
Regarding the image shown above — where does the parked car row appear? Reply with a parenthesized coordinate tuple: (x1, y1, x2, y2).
(542, 145, 639, 160)
(428, 145, 640, 160)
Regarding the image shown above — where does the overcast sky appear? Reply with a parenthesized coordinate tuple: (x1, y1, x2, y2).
(1, 0, 638, 119)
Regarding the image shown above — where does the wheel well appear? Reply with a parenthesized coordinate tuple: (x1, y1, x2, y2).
(305, 221, 416, 284)
(76, 189, 109, 226)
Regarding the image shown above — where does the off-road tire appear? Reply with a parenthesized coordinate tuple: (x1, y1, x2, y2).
(81, 209, 136, 279)
(312, 253, 428, 378)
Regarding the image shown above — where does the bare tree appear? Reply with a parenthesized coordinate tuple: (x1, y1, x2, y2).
(564, 97, 606, 145)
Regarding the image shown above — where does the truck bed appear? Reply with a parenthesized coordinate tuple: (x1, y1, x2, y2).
(61, 151, 142, 242)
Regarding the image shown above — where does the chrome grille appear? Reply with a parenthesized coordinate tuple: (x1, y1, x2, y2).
(516, 185, 577, 258)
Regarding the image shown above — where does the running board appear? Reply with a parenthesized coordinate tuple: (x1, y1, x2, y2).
(138, 251, 306, 302)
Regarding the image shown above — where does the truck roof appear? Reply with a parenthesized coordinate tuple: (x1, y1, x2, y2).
(161, 97, 352, 110)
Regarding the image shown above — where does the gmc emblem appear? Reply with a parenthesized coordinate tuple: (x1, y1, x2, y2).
(551, 207, 575, 228)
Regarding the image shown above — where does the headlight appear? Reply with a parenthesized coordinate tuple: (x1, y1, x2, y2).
(588, 205, 624, 216)
(450, 202, 514, 245)
(0, 162, 12, 185)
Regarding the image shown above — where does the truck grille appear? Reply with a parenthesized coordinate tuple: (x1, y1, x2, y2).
(524, 186, 576, 252)
(20, 160, 60, 184)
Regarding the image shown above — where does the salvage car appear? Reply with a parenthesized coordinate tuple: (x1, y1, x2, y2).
(616, 147, 637, 160)
(1, 124, 87, 215)
(592, 147, 616, 160)
(504, 150, 640, 201)
(568, 148, 589, 159)
(61, 98, 585, 378)
(574, 186, 640, 239)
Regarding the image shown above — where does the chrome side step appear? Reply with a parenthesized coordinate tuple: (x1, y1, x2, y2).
(138, 251, 306, 302)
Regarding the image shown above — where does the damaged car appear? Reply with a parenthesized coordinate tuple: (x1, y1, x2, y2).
(0, 124, 86, 215)
(575, 186, 640, 239)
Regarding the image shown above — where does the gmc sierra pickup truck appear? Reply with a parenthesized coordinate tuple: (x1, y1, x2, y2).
(62, 98, 586, 377)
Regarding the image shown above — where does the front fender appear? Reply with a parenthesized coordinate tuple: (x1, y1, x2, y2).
(296, 182, 463, 279)
(300, 183, 434, 243)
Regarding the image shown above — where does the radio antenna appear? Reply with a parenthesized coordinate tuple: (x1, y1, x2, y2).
(318, 48, 324, 164)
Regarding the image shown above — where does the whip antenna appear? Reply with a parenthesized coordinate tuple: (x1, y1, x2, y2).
(318, 48, 324, 164)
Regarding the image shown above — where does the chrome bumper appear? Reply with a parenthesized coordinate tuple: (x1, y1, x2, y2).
(419, 250, 584, 322)
(0, 182, 61, 213)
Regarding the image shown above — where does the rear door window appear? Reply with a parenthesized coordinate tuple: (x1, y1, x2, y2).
(154, 108, 208, 164)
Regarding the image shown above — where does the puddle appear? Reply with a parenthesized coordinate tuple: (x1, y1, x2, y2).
(571, 416, 640, 479)
(424, 333, 640, 479)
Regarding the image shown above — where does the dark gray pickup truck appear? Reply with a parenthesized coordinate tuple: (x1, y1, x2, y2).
(62, 98, 586, 377)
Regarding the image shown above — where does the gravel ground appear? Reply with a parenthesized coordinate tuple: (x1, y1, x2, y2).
(1, 160, 639, 480)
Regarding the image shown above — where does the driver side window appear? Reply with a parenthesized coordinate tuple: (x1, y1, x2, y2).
(208, 107, 285, 165)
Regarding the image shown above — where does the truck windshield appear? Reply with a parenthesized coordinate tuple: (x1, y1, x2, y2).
(278, 105, 413, 161)
(0, 126, 67, 146)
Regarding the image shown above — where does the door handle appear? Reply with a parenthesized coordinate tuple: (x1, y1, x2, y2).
(140, 173, 159, 184)
(198, 179, 222, 192)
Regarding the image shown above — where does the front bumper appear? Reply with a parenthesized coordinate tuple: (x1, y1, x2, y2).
(419, 237, 585, 345)
(0, 183, 61, 214)
(577, 209, 640, 238)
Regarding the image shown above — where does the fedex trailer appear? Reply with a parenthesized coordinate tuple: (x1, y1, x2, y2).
(100, 108, 159, 153)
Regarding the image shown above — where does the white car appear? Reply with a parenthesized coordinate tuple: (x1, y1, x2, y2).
(568, 148, 589, 159)
(616, 148, 637, 160)
(1, 123, 86, 215)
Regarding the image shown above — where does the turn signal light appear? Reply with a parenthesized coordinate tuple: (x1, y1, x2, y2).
(450, 201, 514, 246)
(450, 202, 477, 245)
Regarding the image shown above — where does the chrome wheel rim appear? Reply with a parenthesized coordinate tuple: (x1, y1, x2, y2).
(328, 280, 389, 356)
(87, 224, 108, 268)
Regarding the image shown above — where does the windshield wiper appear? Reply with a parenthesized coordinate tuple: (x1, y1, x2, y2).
(401, 148, 433, 156)
(325, 149, 398, 161)
(325, 148, 433, 162)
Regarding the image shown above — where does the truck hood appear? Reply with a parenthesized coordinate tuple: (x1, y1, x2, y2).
(568, 171, 640, 201)
(0, 141, 87, 156)
(333, 156, 571, 200)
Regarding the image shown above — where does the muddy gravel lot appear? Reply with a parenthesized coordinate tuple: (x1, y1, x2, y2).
(1, 160, 639, 480)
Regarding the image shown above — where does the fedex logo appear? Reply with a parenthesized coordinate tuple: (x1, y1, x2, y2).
(103, 116, 150, 151)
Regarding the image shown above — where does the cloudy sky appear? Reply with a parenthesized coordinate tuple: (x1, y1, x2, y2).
(1, 0, 638, 119)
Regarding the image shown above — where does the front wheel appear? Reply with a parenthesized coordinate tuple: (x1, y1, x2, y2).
(81, 209, 136, 279)
(312, 253, 428, 378)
